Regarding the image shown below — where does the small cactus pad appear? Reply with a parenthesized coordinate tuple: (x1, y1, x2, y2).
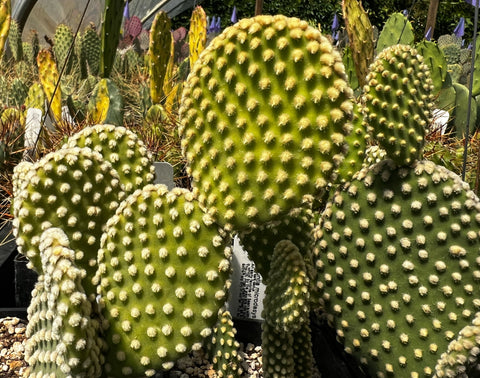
(238, 207, 318, 280)
(263, 239, 312, 334)
(63, 124, 155, 194)
(315, 159, 480, 377)
(96, 185, 232, 376)
(25, 228, 105, 378)
(436, 312, 480, 377)
(12, 147, 124, 289)
(179, 14, 354, 231)
(361, 44, 434, 166)
(209, 309, 244, 377)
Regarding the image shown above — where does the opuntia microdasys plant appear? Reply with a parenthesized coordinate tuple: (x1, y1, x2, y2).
(11, 9, 480, 378)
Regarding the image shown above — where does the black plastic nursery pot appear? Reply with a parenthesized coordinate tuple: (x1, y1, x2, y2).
(0, 221, 37, 319)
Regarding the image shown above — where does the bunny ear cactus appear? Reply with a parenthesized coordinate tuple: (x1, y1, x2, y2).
(63, 124, 155, 195)
(24, 228, 105, 378)
(11, 146, 124, 296)
(361, 44, 434, 166)
(179, 14, 355, 231)
(315, 37, 480, 377)
(316, 159, 480, 377)
(95, 185, 232, 376)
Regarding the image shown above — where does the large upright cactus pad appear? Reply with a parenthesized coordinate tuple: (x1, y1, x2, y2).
(316, 159, 480, 377)
(179, 15, 354, 231)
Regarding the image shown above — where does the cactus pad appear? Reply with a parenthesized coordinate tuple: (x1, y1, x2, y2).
(12, 147, 124, 289)
(315, 159, 480, 377)
(96, 185, 232, 376)
(25, 228, 105, 378)
(179, 14, 354, 231)
(361, 45, 434, 166)
(63, 124, 155, 195)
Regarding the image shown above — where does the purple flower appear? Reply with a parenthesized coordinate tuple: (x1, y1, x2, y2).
(425, 26, 432, 41)
(208, 16, 216, 34)
(215, 17, 221, 32)
(231, 6, 238, 23)
(454, 17, 465, 38)
(465, 0, 480, 6)
(331, 13, 339, 32)
(402, 9, 409, 17)
(123, 1, 130, 19)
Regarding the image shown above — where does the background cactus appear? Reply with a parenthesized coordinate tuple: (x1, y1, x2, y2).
(36, 48, 62, 123)
(0, 0, 10, 60)
(100, 0, 126, 78)
(188, 6, 207, 69)
(376, 12, 415, 53)
(149, 11, 172, 105)
(8, 18, 22, 62)
(87, 78, 124, 126)
(53, 24, 75, 74)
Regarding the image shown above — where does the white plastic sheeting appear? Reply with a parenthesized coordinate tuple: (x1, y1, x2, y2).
(11, 0, 195, 41)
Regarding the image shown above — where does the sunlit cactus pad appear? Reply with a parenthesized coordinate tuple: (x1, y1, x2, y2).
(315, 159, 480, 377)
(179, 14, 354, 231)
(96, 185, 232, 377)
(63, 124, 155, 194)
(25, 228, 105, 377)
(12, 147, 123, 284)
(361, 44, 434, 166)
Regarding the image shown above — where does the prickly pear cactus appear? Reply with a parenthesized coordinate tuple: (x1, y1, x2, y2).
(87, 78, 124, 126)
(12, 147, 124, 295)
(376, 12, 415, 53)
(95, 185, 232, 377)
(37, 48, 62, 122)
(24, 82, 45, 113)
(0, 0, 10, 60)
(80, 22, 101, 77)
(8, 18, 22, 62)
(188, 6, 207, 69)
(53, 24, 75, 74)
(316, 159, 480, 377)
(361, 44, 434, 166)
(179, 15, 355, 231)
(63, 124, 155, 194)
(100, 0, 126, 78)
(149, 11, 172, 104)
(24, 228, 105, 378)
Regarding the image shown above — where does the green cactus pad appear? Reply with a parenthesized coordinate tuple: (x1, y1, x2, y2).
(436, 312, 480, 377)
(209, 309, 243, 377)
(315, 159, 480, 377)
(179, 14, 354, 231)
(63, 124, 155, 194)
(12, 147, 124, 292)
(238, 207, 318, 280)
(54, 24, 75, 74)
(25, 228, 105, 378)
(263, 239, 311, 334)
(361, 44, 434, 166)
(96, 185, 232, 376)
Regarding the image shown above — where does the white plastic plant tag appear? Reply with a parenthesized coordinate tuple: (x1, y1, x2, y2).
(228, 235, 266, 320)
(24, 108, 42, 149)
(153, 161, 174, 189)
